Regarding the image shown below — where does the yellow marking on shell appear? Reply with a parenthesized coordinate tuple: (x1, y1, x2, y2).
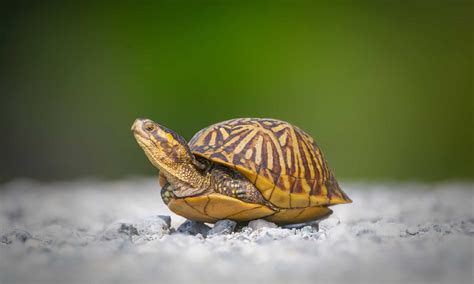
(299, 138, 316, 179)
(254, 135, 263, 164)
(209, 131, 217, 146)
(245, 148, 253, 160)
(304, 132, 315, 144)
(315, 148, 326, 181)
(323, 151, 331, 182)
(285, 149, 292, 170)
(293, 178, 310, 195)
(258, 168, 277, 185)
(241, 161, 258, 177)
(266, 141, 274, 170)
(219, 127, 229, 140)
(193, 128, 213, 147)
(306, 141, 323, 182)
(234, 164, 257, 183)
(292, 127, 306, 177)
(321, 185, 328, 199)
(259, 128, 287, 175)
(278, 131, 288, 146)
(303, 178, 313, 193)
(227, 119, 242, 125)
(280, 175, 291, 189)
(222, 134, 242, 150)
(263, 121, 274, 126)
(299, 130, 323, 180)
(233, 129, 258, 154)
(229, 125, 252, 136)
(271, 123, 288, 133)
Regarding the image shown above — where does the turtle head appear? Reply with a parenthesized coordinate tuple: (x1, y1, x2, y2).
(132, 118, 202, 173)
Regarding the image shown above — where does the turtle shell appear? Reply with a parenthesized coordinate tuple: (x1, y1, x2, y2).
(167, 193, 333, 224)
(166, 118, 351, 224)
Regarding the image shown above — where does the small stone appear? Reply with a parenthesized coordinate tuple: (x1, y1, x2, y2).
(177, 220, 211, 236)
(467, 228, 474, 236)
(102, 223, 138, 241)
(254, 232, 273, 243)
(235, 234, 250, 242)
(238, 226, 253, 236)
(283, 221, 319, 231)
(356, 228, 376, 237)
(299, 225, 319, 239)
(377, 223, 402, 237)
(207, 220, 237, 237)
(282, 223, 306, 230)
(1, 229, 32, 244)
(314, 231, 328, 240)
(102, 216, 171, 242)
(406, 226, 419, 235)
(300, 225, 315, 234)
(432, 224, 451, 234)
(24, 238, 44, 249)
(134, 216, 171, 241)
(248, 219, 277, 230)
(319, 216, 340, 231)
(265, 228, 293, 239)
(157, 215, 172, 228)
(119, 223, 139, 236)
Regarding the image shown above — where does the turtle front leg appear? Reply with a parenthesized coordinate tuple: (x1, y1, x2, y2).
(221, 179, 266, 204)
(226, 180, 279, 211)
(211, 166, 278, 211)
(160, 182, 176, 205)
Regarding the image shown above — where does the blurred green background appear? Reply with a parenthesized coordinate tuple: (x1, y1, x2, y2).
(0, 1, 472, 182)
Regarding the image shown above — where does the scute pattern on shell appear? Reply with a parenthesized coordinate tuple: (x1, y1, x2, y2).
(189, 118, 351, 208)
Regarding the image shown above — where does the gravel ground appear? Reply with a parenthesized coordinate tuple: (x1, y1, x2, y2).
(0, 178, 472, 284)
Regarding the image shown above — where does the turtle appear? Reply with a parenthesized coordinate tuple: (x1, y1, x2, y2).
(131, 117, 351, 225)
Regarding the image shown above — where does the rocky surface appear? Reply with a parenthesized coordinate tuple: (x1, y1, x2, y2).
(207, 219, 237, 237)
(248, 219, 278, 230)
(176, 219, 211, 236)
(0, 178, 472, 284)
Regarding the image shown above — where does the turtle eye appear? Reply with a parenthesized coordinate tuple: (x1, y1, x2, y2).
(144, 122, 155, 132)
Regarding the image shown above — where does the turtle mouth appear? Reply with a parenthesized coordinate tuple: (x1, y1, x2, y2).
(133, 129, 150, 142)
(131, 119, 148, 137)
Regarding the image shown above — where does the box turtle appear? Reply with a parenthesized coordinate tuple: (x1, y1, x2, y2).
(132, 118, 351, 225)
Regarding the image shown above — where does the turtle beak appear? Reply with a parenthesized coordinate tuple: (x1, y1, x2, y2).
(131, 118, 145, 132)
